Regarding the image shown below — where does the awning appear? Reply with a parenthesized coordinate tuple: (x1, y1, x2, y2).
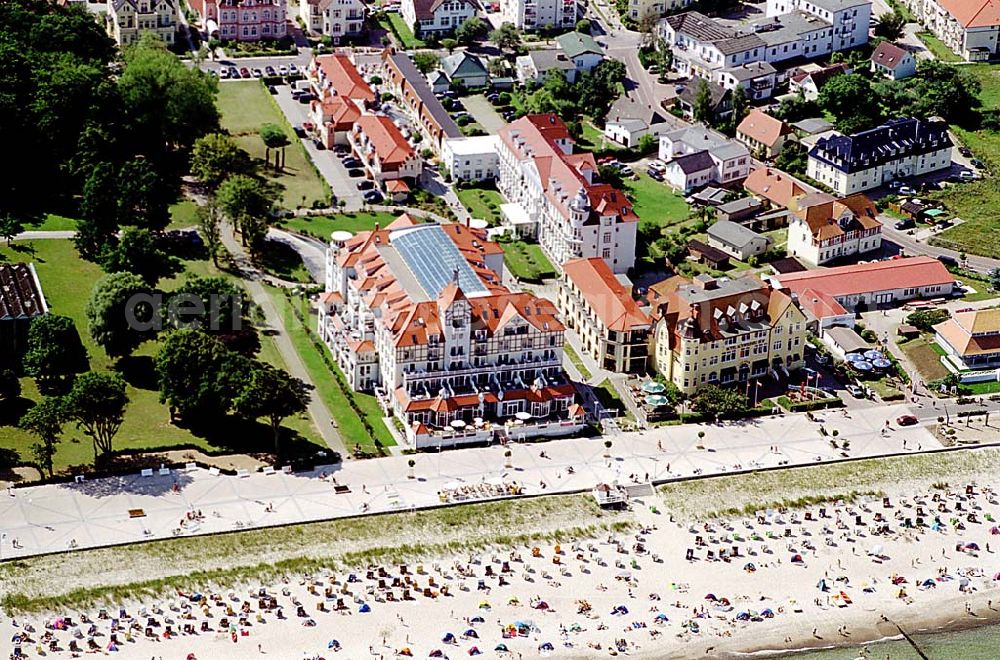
(924, 208, 946, 217)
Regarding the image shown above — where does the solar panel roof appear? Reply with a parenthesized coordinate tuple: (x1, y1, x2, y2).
(390, 224, 489, 299)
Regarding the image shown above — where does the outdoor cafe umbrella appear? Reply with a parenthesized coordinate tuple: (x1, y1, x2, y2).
(872, 359, 892, 370)
(642, 381, 666, 394)
(515, 411, 532, 421)
(645, 394, 669, 407)
(864, 350, 884, 361)
(852, 361, 874, 372)
(845, 352, 864, 362)
(451, 420, 467, 430)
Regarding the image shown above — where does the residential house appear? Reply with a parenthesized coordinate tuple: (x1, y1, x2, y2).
(899, 0, 1000, 61)
(319, 216, 580, 448)
(501, 0, 578, 31)
(298, 0, 364, 41)
(744, 166, 808, 209)
(715, 61, 778, 100)
(706, 220, 771, 261)
(770, 255, 955, 310)
(441, 135, 501, 181)
(788, 62, 850, 100)
(715, 197, 764, 223)
(401, 0, 476, 36)
(795, 287, 854, 330)
(107, 0, 177, 46)
(349, 115, 422, 199)
(427, 69, 451, 93)
(554, 31, 605, 75)
(807, 117, 953, 195)
(559, 258, 651, 373)
(382, 49, 463, 153)
(934, 308, 1000, 371)
(515, 49, 578, 83)
(191, 0, 287, 41)
(307, 54, 374, 148)
(441, 51, 489, 88)
(736, 109, 792, 159)
(603, 96, 670, 148)
(659, 124, 751, 191)
(786, 193, 882, 265)
(674, 79, 732, 122)
(497, 114, 639, 273)
(627, 0, 691, 22)
(765, 0, 871, 51)
(649, 272, 808, 395)
(870, 41, 917, 79)
(744, 11, 835, 65)
(658, 12, 766, 81)
(0, 263, 48, 366)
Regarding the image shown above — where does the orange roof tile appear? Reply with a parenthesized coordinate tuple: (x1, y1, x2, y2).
(934, 308, 1000, 357)
(774, 256, 953, 299)
(796, 193, 880, 239)
(797, 287, 848, 320)
(563, 258, 649, 332)
(737, 109, 790, 149)
(354, 115, 416, 169)
(385, 179, 410, 193)
(936, 0, 1000, 28)
(311, 54, 375, 102)
(744, 167, 806, 209)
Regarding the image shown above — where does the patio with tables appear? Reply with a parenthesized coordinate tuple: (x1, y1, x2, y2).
(625, 379, 678, 424)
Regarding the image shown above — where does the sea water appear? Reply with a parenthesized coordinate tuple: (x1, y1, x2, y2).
(791, 623, 1000, 658)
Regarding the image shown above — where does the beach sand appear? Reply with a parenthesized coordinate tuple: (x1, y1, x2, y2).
(5, 475, 1000, 660)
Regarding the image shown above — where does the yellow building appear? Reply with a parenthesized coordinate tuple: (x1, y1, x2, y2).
(107, 0, 177, 47)
(650, 273, 807, 396)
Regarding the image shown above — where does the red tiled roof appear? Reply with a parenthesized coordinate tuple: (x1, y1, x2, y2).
(797, 287, 848, 320)
(934, 308, 1000, 357)
(936, 0, 1000, 28)
(737, 109, 790, 148)
(311, 54, 374, 102)
(796, 193, 881, 239)
(385, 179, 410, 193)
(354, 115, 416, 168)
(744, 167, 806, 209)
(563, 257, 649, 332)
(871, 41, 911, 70)
(774, 256, 952, 299)
(313, 94, 361, 130)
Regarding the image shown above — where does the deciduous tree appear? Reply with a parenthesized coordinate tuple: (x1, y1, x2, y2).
(87, 272, 158, 358)
(63, 371, 128, 465)
(99, 225, 180, 285)
(490, 23, 522, 55)
(190, 133, 251, 188)
(22, 314, 89, 390)
(20, 397, 67, 477)
(234, 362, 312, 454)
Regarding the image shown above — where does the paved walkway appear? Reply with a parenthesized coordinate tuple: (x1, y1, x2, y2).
(220, 222, 347, 456)
(268, 227, 325, 282)
(0, 403, 947, 559)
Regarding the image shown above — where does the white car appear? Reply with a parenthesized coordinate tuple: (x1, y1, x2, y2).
(845, 384, 865, 398)
(898, 186, 916, 196)
(279, 65, 288, 76)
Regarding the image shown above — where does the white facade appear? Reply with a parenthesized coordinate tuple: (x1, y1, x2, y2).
(765, 0, 871, 51)
(441, 135, 501, 182)
(900, 0, 1000, 61)
(659, 125, 752, 189)
(627, 0, 691, 21)
(501, 0, 577, 30)
(299, 0, 365, 40)
(402, 0, 476, 35)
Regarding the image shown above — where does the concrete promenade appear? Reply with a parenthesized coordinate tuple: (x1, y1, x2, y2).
(0, 404, 942, 560)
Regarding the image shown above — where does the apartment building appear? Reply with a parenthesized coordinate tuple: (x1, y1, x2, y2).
(650, 273, 808, 396)
(307, 54, 374, 148)
(497, 114, 639, 274)
(501, 0, 577, 31)
(381, 49, 463, 153)
(298, 0, 364, 41)
(401, 0, 476, 35)
(659, 124, 751, 191)
(559, 258, 651, 373)
(659, 12, 766, 80)
(786, 193, 882, 265)
(319, 216, 577, 442)
(807, 117, 953, 195)
(765, 0, 871, 51)
(899, 0, 1000, 61)
(107, 0, 177, 46)
(441, 135, 501, 182)
(627, 0, 691, 22)
(192, 0, 287, 41)
(746, 10, 834, 64)
(349, 115, 422, 197)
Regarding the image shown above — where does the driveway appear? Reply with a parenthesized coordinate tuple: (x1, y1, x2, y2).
(271, 85, 364, 211)
(463, 94, 506, 133)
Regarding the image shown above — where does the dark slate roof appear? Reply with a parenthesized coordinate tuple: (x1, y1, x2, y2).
(665, 11, 733, 41)
(808, 117, 952, 175)
(678, 79, 730, 112)
(389, 52, 462, 139)
(687, 239, 731, 264)
(707, 220, 766, 249)
(673, 150, 716, 174)
(0, 263, 47, 321)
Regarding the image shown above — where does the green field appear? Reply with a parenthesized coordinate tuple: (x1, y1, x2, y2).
(167, 199, 200, 230)
(216, 81, 329, 209)
(917, 32, 961, 62)
(563, 343, 592, 381)
(503, 240, 557, 282)
(626, 172, 691, 228)
(930, 179, 1000, 258)
(456, 186, 505, 226)
(277, 211, 405, 240)
(0, 239, 323, 473)
(380, 13, 425, 49)
(267, 288, 395, 452)
(33, 214, 78, 231)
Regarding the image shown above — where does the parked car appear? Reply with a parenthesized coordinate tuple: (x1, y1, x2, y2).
(959, 171, 979, 180)
(297, 93, 315, 104)
(958, 146, 972, 157)
(898, 186, 916, 196)
(356, 179, 374, 190)
(888, 180, 904, 190)
(240, 67, 251, 78)
(333, 145, 348, 155)
(364, 190, 383, 203)
(251, 68, 263, 78)
(265, 66, 277, 77)
(971, 158, 985, 169)
(342, 157, 361, 168)
(293, 125, 306, 138)
(486, 93, 500, 103)
(219, 68, 229, 79)
(937, 254, 958, 267)
(303, 121, 315, 132)
(896, 414, 919, 426)
(267, 85, 278, 95)
(289, 64, 299, 75)
(894, 218, 915, 230)
(312, 138, 325, 150)
(646, 168, 663, 181)
(845, 384, 865, 398)
(347, 168, 364, 177)
(279, 65, 289, 76)
(954, 280, 965, 290)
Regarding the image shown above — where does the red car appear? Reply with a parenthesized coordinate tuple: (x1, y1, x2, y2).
(896, 415, 919, 426)
(239, 67, 251, 79)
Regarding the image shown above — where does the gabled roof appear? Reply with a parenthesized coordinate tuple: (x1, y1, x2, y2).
(707, 220, 767, 249)
(773, 256, 953, 299)
(409, 0, 474, 20)
(563, 258, 649, 332)
(737, 109, 790, 149)
(789, 62, 850, 89)
(797, 287, 848, 321)
(441, 52, 488, 79)
(934, 308, 1000, 357)
(0, 263, 47, 321)
(744, 167, 806, 209)
(795, 193, 881, 240)
(354, 115, 415, 168)
(555, 31, 605, 59)
(671, 150, 716, 174)
(312, 54, 375, 103)
(935, 0, 1000, 28)
(871, 41, 912, 70)
(809, 117, 953, 175)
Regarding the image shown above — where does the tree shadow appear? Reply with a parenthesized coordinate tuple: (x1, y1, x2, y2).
(0, 396, 34, 427)
(259, 238, 309, 282)
(61, 466, 196, 498)
(175, 413, 333, 463)
(114, 355, 159, 391)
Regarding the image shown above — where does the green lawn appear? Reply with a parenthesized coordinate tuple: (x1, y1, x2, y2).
(33, 214, 78, 231)
(456, 186, 505, 226)
(260, 238, 313, 283)
(0, 240, 324, 472)
(217, 81, 329, 209)
(267, 288, 395, 452)
(380, 13, 425, 49)
(577, 120, 623, 152)
(167, 199, 200, 230)
(503, 240, 557, 282)
(929, 179, 1000, 258)
(626, 172, 691, 228)
(563, 343, 592, 381)
(277, 211, 405, 240)
(594, 378, 632, 421)
(916, 32, 961, 62)
(961, 380, 1000, 395)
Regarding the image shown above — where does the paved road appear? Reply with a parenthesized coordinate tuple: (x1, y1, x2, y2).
(0, 401, 950, 559)
(220, 222, 347, 456)
(270, 85, 365, 211)
(879, 223, 1000, 275)
(268, 227, 326, 282)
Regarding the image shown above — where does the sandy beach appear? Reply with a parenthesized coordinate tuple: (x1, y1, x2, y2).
(5, 471, 1000, 660)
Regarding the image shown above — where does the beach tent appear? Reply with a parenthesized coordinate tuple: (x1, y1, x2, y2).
(735, 611, 750, 620)
(816, 579, 829, 591)
(539, 642, 555, 651)
(328, 639, 341, 650)
(470, 616, 485, 624)
(920, 579, 937, 589)
(761, 608, 774, 618)
(442, 633, 456, 644)
(429, 651, 446, 658)
(791, 554, 804, 564)
(358, 603, 371, 613)
(704, 593, 717, 601)
(611, 605, 629, 615)
(397, 649, 413, 657)
(467, 647, 481, 656)
(965, 542, 980, 551)
(494, 644, 509, 652)
(462, 629, 479, 639)
(533, 601, 550, 610)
